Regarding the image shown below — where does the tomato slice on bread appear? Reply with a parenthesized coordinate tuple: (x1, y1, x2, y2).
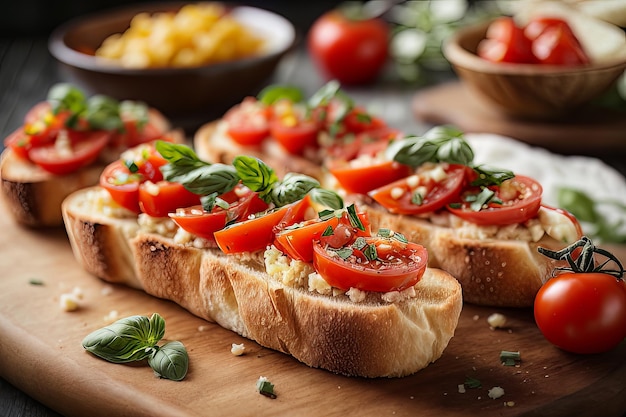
(29, 130, 111, 175)
(313, 234, 428, 292)
(170, 188, 269, 240)
(368, 164, 467, 215)
(447, 175, 543, 226)
(214, 197, 311, 254)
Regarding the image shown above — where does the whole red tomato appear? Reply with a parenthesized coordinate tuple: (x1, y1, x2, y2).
(535, 237, 626, 354)
(308, 9, 389, 85)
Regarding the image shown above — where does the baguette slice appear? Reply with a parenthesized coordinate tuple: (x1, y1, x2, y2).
(62, 186, 463, 378)
(194, 120, 572, 308)
(0, 109, 173, 228)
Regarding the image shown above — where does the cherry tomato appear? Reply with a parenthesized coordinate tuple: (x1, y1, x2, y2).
(534, 272, 626, 354)
(308, 9, 389, 85)
(448, 175, 542, 226)
(109, 116, 167, 150)
(99, 149, 169, 213)
(28, 130, 111, 175)
(4, 128, 33, 160)
(138, 181, 201, 218)
(313, 236, 428, 292)
(326, 127, 400, 161)
(369, 164, 467, 215)
(274, 211, 370, 262)
(329, 160, 411, 195)
(477, 17, 535, 64)
(269, 102, 321, 155)
(531, 24, 589, 66)
(170, 189, 269, 240)
(224, 97, 272, 146)
(214, 198, 310, 254)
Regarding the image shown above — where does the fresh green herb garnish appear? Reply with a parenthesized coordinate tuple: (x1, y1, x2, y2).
(471, 165, 515, 187)
(464, 376, 482, 389)
(46, 82, 147, 132)
(385, 125, 474, 168)
(156, 141, 343, 210)
(28, 278, 44, 286)
(82, 313, 188, 381)
(352, 236, 367, 250)
(335, 247, 354, 260)
(500, 350, 521, 366)
(258, 84, 304, 105)
(363, 243, 378, 261)
(466, 187, 501, 212)
(256, 377, 277, 399)
(346, 204, 365, 231)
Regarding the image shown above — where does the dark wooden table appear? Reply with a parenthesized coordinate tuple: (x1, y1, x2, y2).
(1, 29, 625, 417)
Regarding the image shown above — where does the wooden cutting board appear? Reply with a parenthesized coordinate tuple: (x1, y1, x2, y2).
(1, 196, 625, 417)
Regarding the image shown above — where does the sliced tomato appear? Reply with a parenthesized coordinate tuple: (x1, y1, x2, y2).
(368, 164, 467, 215)
(275, 210, 370, 262)
(224, 97, 272, 146)
(448, 175, 543, 226)
(312, 236, 428, 292)
(270, 117, 320, 155)
(109, 117, 167, 149)
(214, 198, 310, 254)
(28, 130, 110, 175)
(326, 127, 401, 161)
(4, 128, 33, 160)
(99, 149, 169, 213)
(138, 181, 201, 218)
(329, 160, 411, 195)
(170, 189, 269, 240)
(342, 107, 386, 134)
(477, 17, 535, 63)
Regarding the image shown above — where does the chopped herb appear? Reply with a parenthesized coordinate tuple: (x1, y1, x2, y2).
(471, 165, 514, 187)
(124, 160, 139, 173)
(335, 247, 353, 260)
(464, 376, 482, 389)
(346, 204, 365, 231)
(500, 351, 521, 366)
(28, 278, 44, 286)
(256, 377, 277, 399)
(322, 225, 334, 237)
(377, 228, 392, 238)
(363, 243, 378, 261)
(467, 187, 500, 212)
(411, 190, 424, 205)
(352, 236, 367, 250)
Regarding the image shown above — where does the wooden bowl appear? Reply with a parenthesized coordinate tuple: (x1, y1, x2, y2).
(48, 2, 296, 128)
(442, 20, 626, 120)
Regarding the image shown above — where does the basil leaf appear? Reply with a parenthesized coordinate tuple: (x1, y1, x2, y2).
(258, 84, 304, 105)
(47, 83, 86, 116)
(307, 188, 344, 210)
(385, 136, 439, 167)
(82, 314, 165, 364)
(174, 163, 239, 196)
(233, 156, 278, 202)
(386, 125, 474, 167)
(84, 95, 124, 131)
(272, 173, 320, 206)
(308, 80, 342, 108)
(468, 187, 498, 212)
(148, 341, 189, 381)
(471, 165, 515, 187)
(346, 204, 365, 231)
(156, 141, 209, 170)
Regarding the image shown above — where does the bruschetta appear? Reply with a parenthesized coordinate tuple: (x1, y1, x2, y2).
(1, 83, 178, 227)
(62, 141, 463, 378)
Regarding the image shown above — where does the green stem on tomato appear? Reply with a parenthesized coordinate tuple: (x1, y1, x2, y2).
(538, 236, 625, 280)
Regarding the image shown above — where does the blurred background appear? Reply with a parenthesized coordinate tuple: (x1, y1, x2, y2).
(0, 0, 343, 36)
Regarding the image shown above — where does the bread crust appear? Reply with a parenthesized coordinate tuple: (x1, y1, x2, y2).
(62, 187, 463, 378)
(194, 120, 568, 307)
(1, 109, 172, 228)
